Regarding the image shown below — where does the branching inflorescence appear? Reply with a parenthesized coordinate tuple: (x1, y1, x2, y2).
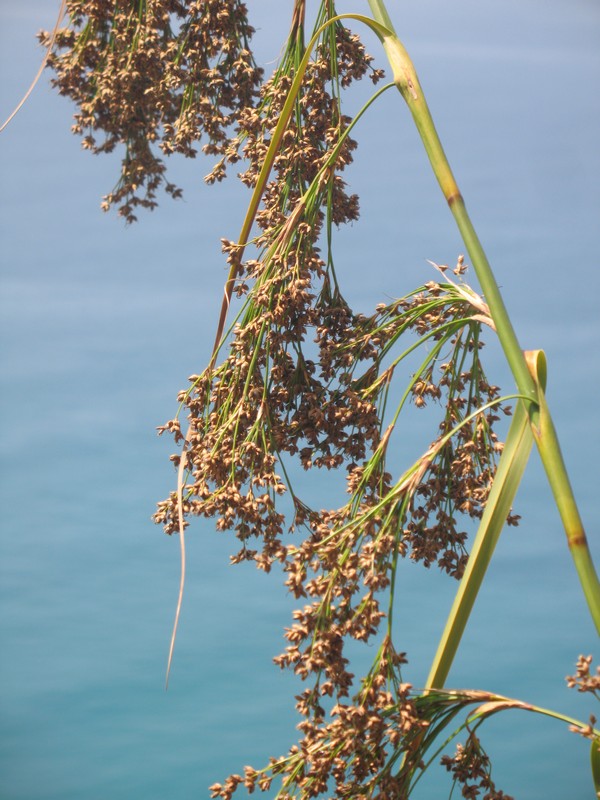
(40, 0, 263, 221)
(38, 0, 599, 797)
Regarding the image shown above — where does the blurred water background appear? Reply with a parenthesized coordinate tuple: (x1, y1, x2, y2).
(1, 1, 599, 798)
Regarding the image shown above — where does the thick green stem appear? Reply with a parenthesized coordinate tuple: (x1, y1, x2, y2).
(367, 0, 600, 633)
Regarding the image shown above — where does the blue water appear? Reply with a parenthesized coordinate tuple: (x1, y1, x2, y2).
(1, 2, 599, 798)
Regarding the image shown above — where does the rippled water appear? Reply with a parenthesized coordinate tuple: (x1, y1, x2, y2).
(1, 2, 599, 798)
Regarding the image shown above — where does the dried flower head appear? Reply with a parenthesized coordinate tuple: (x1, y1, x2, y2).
(40, 0, 263, 221)
(440, 730, 514, 800)
(566, 654, 600, 696)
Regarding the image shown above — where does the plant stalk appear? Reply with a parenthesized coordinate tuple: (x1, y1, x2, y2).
(425, 377, 535, 689)
(366, 0, 600, 633)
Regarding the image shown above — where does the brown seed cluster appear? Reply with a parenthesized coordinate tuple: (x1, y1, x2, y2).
(47, 3, 520, 794)
(41, 3, 572, 796)
(406, 346, 513, 579)
(332, 270, 515, 579)
(440, 731, 514, 799)
(206, 18, 383, 197)
(210, 639, 429, 800)
(155, 12, 386, 570)
(156, 260, 513, 796)
(566, 655, 599, 746)
(566, 654, 600, 696)
(39, 0, 263, 221)
(151, 46, 513, 777)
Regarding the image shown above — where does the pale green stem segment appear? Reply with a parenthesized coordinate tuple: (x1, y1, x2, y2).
(529, 356, 600, 627)
(592, 738, 600, 795)
(366, 1, 535, 400)
(366, 0, 600, 633)
(426, 351, 545, 690)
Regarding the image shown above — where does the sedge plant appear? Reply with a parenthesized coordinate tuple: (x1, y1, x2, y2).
(14, 0, 600, 796)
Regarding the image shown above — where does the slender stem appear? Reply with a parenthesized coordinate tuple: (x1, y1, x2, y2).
(366, 0, 600, 633)
(529, 364, 600, 625)
(367, 2, 536, 405)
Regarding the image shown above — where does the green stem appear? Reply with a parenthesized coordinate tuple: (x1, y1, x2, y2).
(366, 0, 600, 633)
(530, 359, 600, 626)
(426, 380, 536, 689)
(367, 2, 536, 404)
(412, 689, 600, 787)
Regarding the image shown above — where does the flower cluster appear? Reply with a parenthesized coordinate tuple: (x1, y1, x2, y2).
(40, 0, 262, 221)
(325, 265, 515, 579)
(566, 654, 600, 697)
(156, 256, 513, 796)
(151, 29, 513, 767)
(151, 9, 517, 795)
(566, 655, 599, 747)
(440, 730, 514, 800)
(41, 3, 590, 797)
(210, 639, 429, 800)
(155, 8, 386, 570)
